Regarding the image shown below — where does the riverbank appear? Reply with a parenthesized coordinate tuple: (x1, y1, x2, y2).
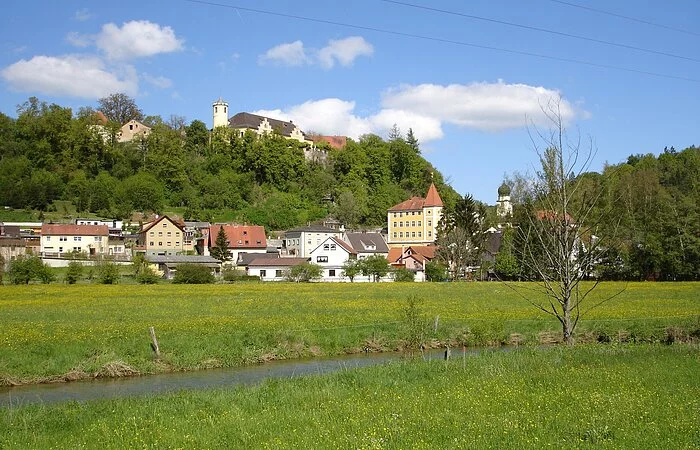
(1, 282, 699, 385)
(1, 344, 698, 448)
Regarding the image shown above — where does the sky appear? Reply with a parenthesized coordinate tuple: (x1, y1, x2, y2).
(1, 0, 698, 204)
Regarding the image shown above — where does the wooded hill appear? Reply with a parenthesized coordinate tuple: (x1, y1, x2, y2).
(0, 97, 460, 229)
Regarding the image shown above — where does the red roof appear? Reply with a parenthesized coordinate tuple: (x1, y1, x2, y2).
(310, 135, 347, 150)
(536, 210, 574, 223)
(209, 224, 267, 249)
(42, 224, 108, 236)
(389, 183, 443, 211)
(387, 245, 437, 263)
(424, 183, 443, 207)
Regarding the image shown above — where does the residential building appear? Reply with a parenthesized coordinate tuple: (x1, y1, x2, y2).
(343, 232, 389, 260)
(0, 238, 26, 268)
(246, 257, 309, 281)
(41, 224, 109, 257)
(75, 218, 123, 237)
(137, 216, 187, 256)
(208, 224, 267, 262)
(309, 236, 356, 281)
(117, 120, 151, 143)
(284, 225, 343, 258)
(388, 246, 437, 279)
(387, 183, 444, 248)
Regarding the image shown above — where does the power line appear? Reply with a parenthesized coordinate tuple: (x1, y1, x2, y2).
(547, 0, 700, 38)
(379, 0, 700, 63)
(181, 0, 700, 84)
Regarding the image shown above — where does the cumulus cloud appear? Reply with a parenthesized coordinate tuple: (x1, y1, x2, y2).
(259, 36, 373, 68)
(249, 81, 582, 143)
(258, 40, 309, 66)
(318, 36, 374, 69)
(1, 55, 138, 98)
(382, 81, 577, 132)
(142, 73, 173, 89)
(96, 20, 184, 60)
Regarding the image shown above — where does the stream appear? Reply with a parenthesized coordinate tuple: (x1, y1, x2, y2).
(1, 348, 493, 407)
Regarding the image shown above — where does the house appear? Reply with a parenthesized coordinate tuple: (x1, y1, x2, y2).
(236, 251, 280, 269)
(388, 245, 437, 282)
(117, 120, 151, 143)
(228, 112, 311, 144)
(137, 216, 188, 256)
(284, 225, 343, 258)
(208, 224, 267, 262)
(246, 257, 309, 281)
(183, 221, 210, 251)
(309, 236, 357, 281)
(40, 224, 109, 257)
(75, 218, 123, 237)
(144, 255, 221, 279)
(0, 238, 26, 269)
(387, 183, 444, 248)
(343, 232, 389, 260)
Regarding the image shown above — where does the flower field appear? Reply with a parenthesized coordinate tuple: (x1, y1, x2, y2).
(1, 344, 698, 448)
(1, 282, 699, 384)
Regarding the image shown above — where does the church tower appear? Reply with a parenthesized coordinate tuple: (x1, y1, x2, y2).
(212, 97, 229, 128)
(496, 182, 513, 218)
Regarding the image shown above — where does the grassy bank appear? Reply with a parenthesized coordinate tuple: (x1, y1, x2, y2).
(1, 282, 699, 384)
(1, 345, 698, 448)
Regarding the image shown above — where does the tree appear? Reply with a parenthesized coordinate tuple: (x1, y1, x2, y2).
(494, 227, 520, 280)
(97, 93, 143, 124)
(511, 99, 620, 345)
(173, 264, 215, 284)
(7, 255, 53, 284)
(65, 260, 83, 284)
(96, 260, 120, 284)
(424, 260, 448, 282)
(286, 262, 323, 282)
(341, 258, 362, 282)
(393, 267, 416, 282)
(436, 193, 487, 280)
(360, 254, 390, 282)
(406, 128, 420, 153)
(210, 226, 231, 263)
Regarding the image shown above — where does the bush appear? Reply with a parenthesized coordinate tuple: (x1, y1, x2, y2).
(425, 261, 448, 282)
(136, 266, 160, 284)
(172, 264, 215, 284)
(393, 267, 416, 282)
(8, 255, 53, 284)
(286, 263, 322, 282)
(96, 260, 120, 284)
(65, 260, 83, 284)
(222, 269, 259, 282)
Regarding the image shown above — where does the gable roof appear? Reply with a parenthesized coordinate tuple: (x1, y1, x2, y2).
(141, 216, 185, 233)
(387, 245, 437, 264)
(237, 252, 279, 266)
(209, 224, 267, 249)
(424, 183, 444, 207)
(229, 112, 306, 139)
(344, 232, 389, 253)
(389, 196, 425, 212)
(310, 236, 356, 255)
(42, 224, 109, 236)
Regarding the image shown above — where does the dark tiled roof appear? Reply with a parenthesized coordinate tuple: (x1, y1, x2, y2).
(237, 252, 279, 266)
(286, 225, 340, 234)
(229, 112, 306, 139)
(344, 232, 389, 253)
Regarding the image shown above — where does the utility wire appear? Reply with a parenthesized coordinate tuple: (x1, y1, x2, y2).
(181, 0, 700, 83)
(547, 0, 700, 38)
(379, 0, 700, 63)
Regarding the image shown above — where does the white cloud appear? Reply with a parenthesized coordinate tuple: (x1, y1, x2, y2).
(318, 36, 374, 69)
(259, 36, 373, 68)
(142, 73, 173, 89)
(248, 81, 583, 143)
(74, 8, 92, 22)
(66, 31, 92, 48)
(96, 20, 184, 60)
(382, 81, 578, 132)
(258, 40, 309, 66)
(1, 55, 138, 98)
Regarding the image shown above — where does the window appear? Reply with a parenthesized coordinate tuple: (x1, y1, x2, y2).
(428, 220, 432, 227)
(399, 212, 403, 217)
(46, 236, 51, 241)
(393, 212, 397, 218)
(393, 232, 397, 238)
(159, 231, 163, 236)
(245, 240, 249, 245)
(393, 222, 397, 227)
(412, 221, 416, 227)
(59, 247, 63, 252)
(275, 270, 283, 277)
(167, 242, 171, 246)
(243, 231, 248, 235)
(260, 270, 267, 277)
(162, 223, 167, 227)
(158, 242, 163, 246)
(167, 232, 171, 236)
(317, 256, 328, 263)
(428, 231, 432, 237)
(60, 236, 67, 242)
(74, 236, 80, 241)
(399, 232, 404, 238)
(329, 269, 336, 277)
(411, 211, 415, 216)
(324, 244, 330, 250)
(175, 242, 179, 246)
(330, 244, 336, 250)
(95, 236, 100, 241)
(418, 221, 421, 226)
(399, 221, 403, 227)
(412, 232, 416, 238)
(150, 241, 154, 246)
(150, 231, 154, 236)
(175, 232, 180, 236)
(73, 247, 80, 252)
(418, 232, 422, 238)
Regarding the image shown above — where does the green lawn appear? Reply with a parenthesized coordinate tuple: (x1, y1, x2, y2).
(1, 282, 698, 384)
(1, 344, 698, 448)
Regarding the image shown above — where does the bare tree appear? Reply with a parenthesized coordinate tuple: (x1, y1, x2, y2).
(97, 93, 143, 125)
(509, 98, 622, 345)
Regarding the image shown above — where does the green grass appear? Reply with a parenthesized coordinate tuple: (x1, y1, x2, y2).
(1, 282, 698, 384)
(1, 344, 698, 448)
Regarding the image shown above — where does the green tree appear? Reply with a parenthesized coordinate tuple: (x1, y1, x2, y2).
(286, 262, 323, 282)
(360, 255, 390, 282)
(64, 260, 83, 284)
(393, 267, 416, 282)
(173, 264, 215, 284)
(97, 93, 143, 124)
(96, 260, 120, 284)
(211, 226, 231, 263)
(424, 260, 448, 282)
(341, 258, 362, 282)
(8, 255, 52, 284)
(494, 228, 520, 280)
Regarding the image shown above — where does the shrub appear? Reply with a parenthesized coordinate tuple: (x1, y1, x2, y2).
(222, 269, 259, 282)
(393, 267, 416, 282)
(96, 260, 120, 284)
(8, 255, 53, 284)
(65, 260, 83, 284)
(286, 263, 322, 282)
(425, 261, 448, 282)
(172, 264, 215, 284)
(136, 266, 160, 284)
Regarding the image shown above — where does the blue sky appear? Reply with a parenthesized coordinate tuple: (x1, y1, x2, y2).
(1, 0, 698, 203)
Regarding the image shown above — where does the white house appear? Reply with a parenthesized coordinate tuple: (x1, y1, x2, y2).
(246, 257, 309, 281)
(41, 224, 109, 257)
(284, 225, 342, 258)
(309, 236, 357, 282)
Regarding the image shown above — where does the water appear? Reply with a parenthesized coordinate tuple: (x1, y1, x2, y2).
(1, 348, 487, 407)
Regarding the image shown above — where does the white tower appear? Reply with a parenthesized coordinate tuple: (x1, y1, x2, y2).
(496, 182, 513, 218)
(212, 97, 229, 128)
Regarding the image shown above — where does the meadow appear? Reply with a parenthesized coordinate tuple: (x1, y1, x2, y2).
(1, 282, 699, 384)
(1, 344, 698, 448)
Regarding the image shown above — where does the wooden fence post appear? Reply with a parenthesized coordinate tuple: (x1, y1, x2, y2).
(149, 326, 161, 358)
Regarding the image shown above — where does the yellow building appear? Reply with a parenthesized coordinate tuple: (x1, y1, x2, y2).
(387, 183, 444, 248)
(137, 215, 190, 256)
